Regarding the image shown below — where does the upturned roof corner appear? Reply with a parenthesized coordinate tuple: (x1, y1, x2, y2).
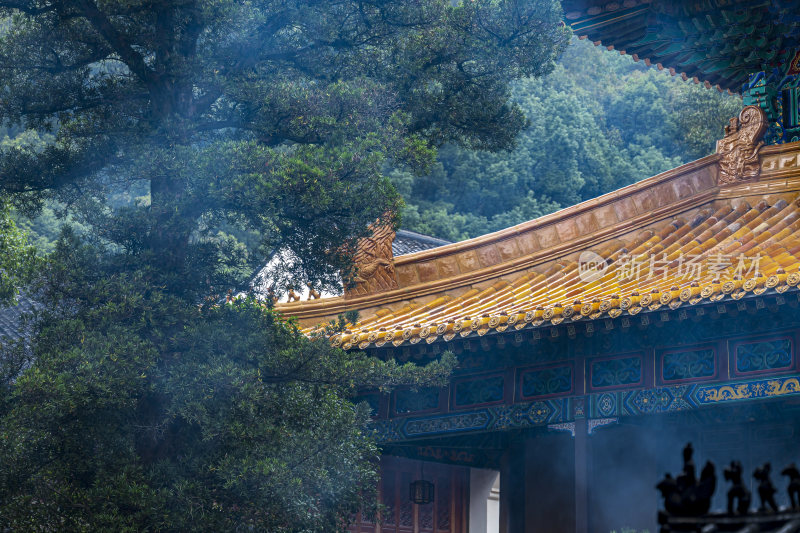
(277, 113, 800, 349)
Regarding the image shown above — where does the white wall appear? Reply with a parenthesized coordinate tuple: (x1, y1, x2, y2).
(487, 473, 500, 533)
(469, 468, 500, 533)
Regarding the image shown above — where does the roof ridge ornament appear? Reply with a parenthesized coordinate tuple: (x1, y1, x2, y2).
(716, 105, 767, 186)
(344, 215, 399, 299)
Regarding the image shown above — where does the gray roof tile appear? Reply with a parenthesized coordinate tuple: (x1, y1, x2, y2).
(392, 230, 451, 256)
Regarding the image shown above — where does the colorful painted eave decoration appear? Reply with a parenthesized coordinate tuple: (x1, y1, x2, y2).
(281, 121, 800, 351)
(372, 373, 800, 443)
(561, 0, 800, 93)
(329, 194, 800, 351)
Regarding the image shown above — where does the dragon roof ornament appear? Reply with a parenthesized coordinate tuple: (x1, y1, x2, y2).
(344, 217, 399, 299)
(716, 105, 767, 186)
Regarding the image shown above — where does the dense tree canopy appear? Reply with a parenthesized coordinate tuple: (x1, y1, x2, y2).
(0, 1, 569, 531)
(1, 230, 456, 531)
(0, 0, 569, 288)
(0, 198, 36, 304)
(396, 38, 741, 241)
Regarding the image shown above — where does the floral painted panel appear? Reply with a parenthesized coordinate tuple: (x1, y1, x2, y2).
(590, 356, 642, 390)
(734, 338, 793, 374)
(519, 364, 572, 398)
(395, 387, 439, 414)
(453, 374, 504, 407)
(661, 348, 715, 382)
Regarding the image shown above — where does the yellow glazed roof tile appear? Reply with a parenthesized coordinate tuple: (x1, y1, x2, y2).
(323, 194, 800, 350)
(280, 132, 800, 346)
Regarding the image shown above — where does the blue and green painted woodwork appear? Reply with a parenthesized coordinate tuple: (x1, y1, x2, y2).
(562, 0, 800, 145)
(732, 337, 794, 376)
(373, 374, 800, 442)
(373, 303, 800, 443)
(588, 355, 643, 391)
(744, 69, 800, 145)
(453, 374, 505, 408)
(518, 364, 573, 399)
(394, 387, 440, 415)
(563, 0, 800, 95)
(784, 86, 800, 142)
(659, 347, 716, 383)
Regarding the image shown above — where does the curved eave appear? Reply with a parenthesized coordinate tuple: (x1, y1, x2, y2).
(278, 142, 800, 351)
(278, 152, 723, 321)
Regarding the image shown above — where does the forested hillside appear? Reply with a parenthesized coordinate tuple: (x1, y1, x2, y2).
(393, 38, 741, 241)
(0, 1, 568, 529)
(11, 38, 740, 250)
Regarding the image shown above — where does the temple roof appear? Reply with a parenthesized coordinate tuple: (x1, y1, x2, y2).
(562, 0, 800, 92)
(392, 230, 451, 256)
(0, 295, 37, 344)
(277, 107, 800, 350)
(332, 192, 800, 350)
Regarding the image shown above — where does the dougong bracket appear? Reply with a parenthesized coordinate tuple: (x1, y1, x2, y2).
(743, 64, 800, 145)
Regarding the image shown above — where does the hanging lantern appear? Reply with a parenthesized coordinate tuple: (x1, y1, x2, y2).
(409, 479, 435, 505)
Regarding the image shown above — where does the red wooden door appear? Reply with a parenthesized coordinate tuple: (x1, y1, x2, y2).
(350, 457, 467, 533)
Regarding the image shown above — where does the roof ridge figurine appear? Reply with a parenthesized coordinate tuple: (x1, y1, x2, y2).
(782, 463, 800, 510)
(657, 442, 715, 516)
(724, 460, 751, 515)
(716, 105, 767, 185)
(344, 215, 399, 299)
(659, 445, 800, 527)
(754, 463, 779, 513)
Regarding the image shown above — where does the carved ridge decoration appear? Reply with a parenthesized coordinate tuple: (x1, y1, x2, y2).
(344, 217, 399, 299)
(716, 105, 767, 185)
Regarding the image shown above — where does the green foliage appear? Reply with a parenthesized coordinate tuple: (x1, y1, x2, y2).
(0, 198, 36, 304)
(397, 38, 741, 241)
(0, 127, 53, 151)
(0, 1, 567, 530)
(670, 82, 745, 160)
(0, 0, 569, 290)
(12, 201, 92, 253)
(0, 231, 456, 531)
